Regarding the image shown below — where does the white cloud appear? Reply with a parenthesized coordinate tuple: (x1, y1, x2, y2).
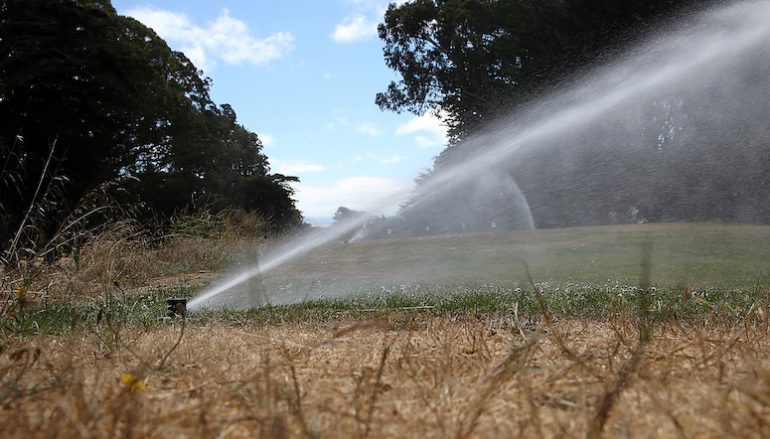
(358, 122, 382, 137)
(379, 155, 404, 164)
(415, 135, 442, 149)
(293, 177, 414, 217)
(272, 160, 327, 175)
(331, 0, 411, 43)
(331, 14, 378, 43)
(123, 7, 294, 71)
(258, 133, 276, 147)
(395, 112, 449, 149)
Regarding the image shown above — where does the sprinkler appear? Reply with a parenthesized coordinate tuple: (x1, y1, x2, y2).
(166, 298, 187, 318)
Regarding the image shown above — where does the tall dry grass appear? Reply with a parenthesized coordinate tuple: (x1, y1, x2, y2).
(0, 208, 270, 316)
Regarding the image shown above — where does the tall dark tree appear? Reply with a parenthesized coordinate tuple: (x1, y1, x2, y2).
(0, 0, 301, 261)
(377, 0, 697, 143)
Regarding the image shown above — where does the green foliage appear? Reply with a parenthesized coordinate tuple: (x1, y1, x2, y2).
(333, 206, 366, 223)
(0, 287, 184, 336)
(2, 281, 766, 337)
(0, 0, 301, 262)
(377, 0, 696, 142)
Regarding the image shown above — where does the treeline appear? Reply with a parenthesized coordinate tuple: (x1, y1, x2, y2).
(0, 0, 302, 265)
(376, 0, 770, 232)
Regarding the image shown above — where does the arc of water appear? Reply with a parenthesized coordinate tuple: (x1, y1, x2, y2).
(189, 1, 770, 310)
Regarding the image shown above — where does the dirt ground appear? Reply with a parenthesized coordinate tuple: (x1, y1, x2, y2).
(2, 313, 770, 438)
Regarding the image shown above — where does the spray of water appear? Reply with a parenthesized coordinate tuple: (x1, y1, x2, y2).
(189, 1, 770, 310)
(187, 189, 413, 309)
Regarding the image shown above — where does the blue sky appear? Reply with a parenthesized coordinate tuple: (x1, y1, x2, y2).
(111, 0, 448, 221)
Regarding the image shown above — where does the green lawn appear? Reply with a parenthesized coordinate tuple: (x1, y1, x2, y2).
(249, 223, 770, 305)
(5, 223, 770, 335)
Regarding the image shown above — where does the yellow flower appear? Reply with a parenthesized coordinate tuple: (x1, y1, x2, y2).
(120, 373, 146, 392)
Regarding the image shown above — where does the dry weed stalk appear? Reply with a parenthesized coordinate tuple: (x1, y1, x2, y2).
(455, 331, 542, 439)
(585, 241, 654, 438)
(585, 338, 644, 439)
(352, 343, 391, 438)
(287, 365, 316, 439)
(4, 140, 58, 269)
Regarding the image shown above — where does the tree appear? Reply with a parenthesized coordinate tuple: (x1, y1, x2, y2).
(0, 0, 301, 259)
(377, 0, 697, 143)
(333, 206, 365, 223)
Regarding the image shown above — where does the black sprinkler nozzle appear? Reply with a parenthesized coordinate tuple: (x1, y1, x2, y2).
(166, 298, 187, 318)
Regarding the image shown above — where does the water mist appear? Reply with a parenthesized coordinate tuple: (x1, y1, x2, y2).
(189, 0, 770, 310)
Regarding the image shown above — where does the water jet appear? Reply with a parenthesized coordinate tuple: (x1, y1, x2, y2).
(189, 0, 770, 310)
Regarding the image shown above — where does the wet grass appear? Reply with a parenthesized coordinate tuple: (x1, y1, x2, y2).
(4, 222, 770, 336)
(266, 223, 770, 297)
(212, 283, 768, 326)
(0, 287, 190, 336)
(4, 281, 767, 336)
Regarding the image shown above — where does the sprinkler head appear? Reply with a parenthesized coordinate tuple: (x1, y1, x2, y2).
(166, 298, 187, 318)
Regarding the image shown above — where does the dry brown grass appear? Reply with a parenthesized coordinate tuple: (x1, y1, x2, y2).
(67, 232, 260, 289)
(0, 210, 268, 309)
(2, 313, 770, 438)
